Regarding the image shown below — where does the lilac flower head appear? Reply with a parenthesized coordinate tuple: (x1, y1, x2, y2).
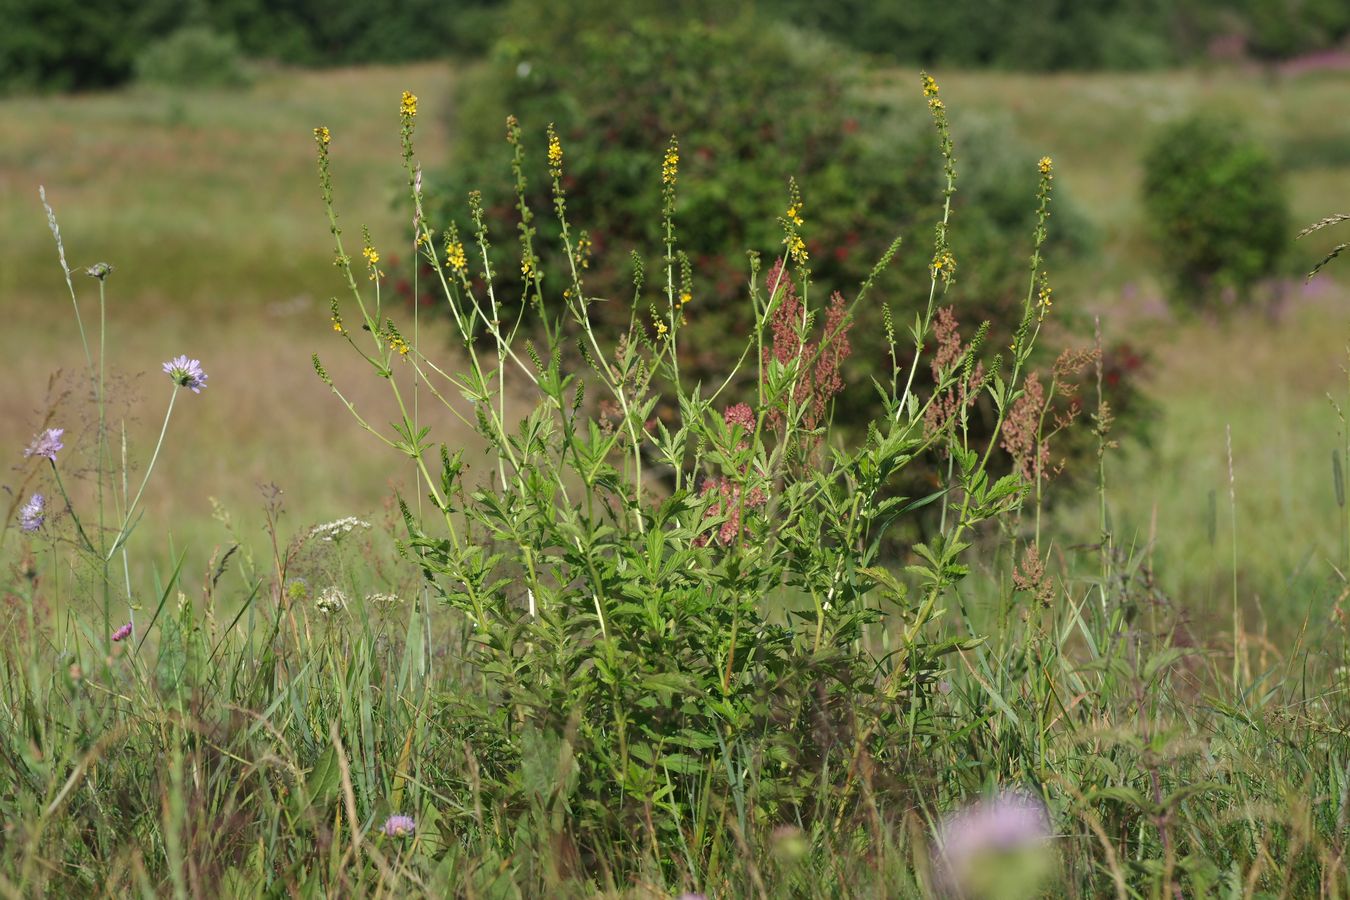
(381, 814, 415, 838)
(934, 788, 1053, 894)
(163, 355, 208, 393)
(111, 622, 133, 642)
(19, 493, 45, 533)
(24, 428, 65, 462)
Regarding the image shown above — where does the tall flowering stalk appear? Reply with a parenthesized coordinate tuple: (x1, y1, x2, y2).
(313, 83, 1059, 871)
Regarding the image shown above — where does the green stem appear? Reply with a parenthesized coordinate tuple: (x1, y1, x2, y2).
(106, 386, 178, 561)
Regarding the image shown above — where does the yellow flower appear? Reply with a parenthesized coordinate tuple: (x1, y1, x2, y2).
(389, 334, 410, 356)
(400, 91, 418, 120)
(785, 234, 808, 265)
(1038, 156, 1053, 176)
(786, 204, 803, 226)
(362, 246, 380, 267)
(928, 97, 945, 113)
(921, 73, 939, 98)
(313, 126, 331, 147)
(662, 142, 680, 186)
(931, 250, 956, 277)
(444, 238, 467, 273)
(679, 290, 692, 306)
(573, 232, 592, 269)
(654, 317, 669, 336)
(521, 257, 535, 280)
(547, 126, 563, 178)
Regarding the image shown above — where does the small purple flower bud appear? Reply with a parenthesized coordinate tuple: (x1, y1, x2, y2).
(382, 814, 415, 838)
(111, 622, 133, 642)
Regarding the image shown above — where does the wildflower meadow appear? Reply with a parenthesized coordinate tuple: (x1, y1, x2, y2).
(3, 43, 1350, 900)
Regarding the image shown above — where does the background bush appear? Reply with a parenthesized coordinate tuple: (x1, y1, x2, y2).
(1141, 114, 1290, 307)
(135, 26, 251, 89)
(437, 0, 1095, 421)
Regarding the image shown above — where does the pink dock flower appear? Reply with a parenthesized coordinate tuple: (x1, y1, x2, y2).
(162, 355, 208, 393)
(111, 622, 133, 642)
(24, 428, 65, 462)
(382, 814, 415, 838)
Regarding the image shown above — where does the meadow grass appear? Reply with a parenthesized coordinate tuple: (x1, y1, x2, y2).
(1, 61, 1350, 898)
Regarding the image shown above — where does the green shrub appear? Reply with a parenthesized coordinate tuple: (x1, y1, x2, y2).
(436, 0, 1093, 433)
(1141, 114, 1289, 307)
(135, 26, 251, 89)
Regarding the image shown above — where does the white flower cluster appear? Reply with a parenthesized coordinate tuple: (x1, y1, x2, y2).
(316, 586, 347, 614)
(366, 592, 401, 606)
(311, 517, 372, 542)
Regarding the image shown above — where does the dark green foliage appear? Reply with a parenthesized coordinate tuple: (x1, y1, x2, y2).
(0, 0, 183, 91)
(1242, 0, 1350, 60)
(0, 0, 500, 92)
(1141, 115, 1289, 306)
(135, 27, 251, 89)
(766, 0, 1187, 70)
(204, 0, 500, 67)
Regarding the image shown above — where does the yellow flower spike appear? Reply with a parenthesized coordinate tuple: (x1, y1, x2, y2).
(313, 126, 331, 147)
(662, 140, 680, 187)
(547, 124, 563, 179)
(444, 235, 467, 273)
(1038, 156, 1053, 176)
(400, 91, 418, 120)
(654, 318, 669, 336)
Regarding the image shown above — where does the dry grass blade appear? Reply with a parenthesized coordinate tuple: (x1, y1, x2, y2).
(1296, 214, 1350, 239)
(1308, 242, 1349, 281)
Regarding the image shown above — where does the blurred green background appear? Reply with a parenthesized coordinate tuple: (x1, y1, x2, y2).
(3, 0, 1350, 637)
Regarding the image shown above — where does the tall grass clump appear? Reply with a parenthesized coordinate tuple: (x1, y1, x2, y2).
(3, 76, 1350, 899)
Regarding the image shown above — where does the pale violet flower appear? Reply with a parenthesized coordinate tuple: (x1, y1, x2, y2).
(111, 622, 133, 642)
(382, 814, 415, 838)
(19, 493, 45, 532)
(24, 428, 65, 462)
(934, 788, 1054, 898)
(163, 355, 208, 393)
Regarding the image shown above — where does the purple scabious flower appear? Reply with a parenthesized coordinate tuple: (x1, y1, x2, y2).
(111, 622, 133, 642)
(24, 428, 65, 462)
(381, 814, 415, 838)
(163, 355, 208, 393)
(934, 788, 1053, 890)
(19, 493, 45, 533)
